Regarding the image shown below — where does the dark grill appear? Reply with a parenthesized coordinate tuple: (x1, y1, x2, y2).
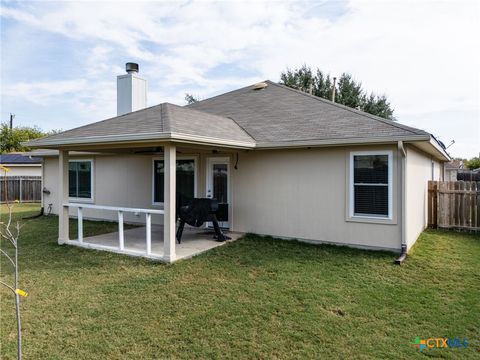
(176, 197, 230, 243)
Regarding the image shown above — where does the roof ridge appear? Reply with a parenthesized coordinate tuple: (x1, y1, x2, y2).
(225, 115, 256, 142)
(265, 80, 428, 136)
(180, 102, 256, 142)
(166, 102, 256, 143)
(160, 103, 170, 132)
(185, 82, 263, 142)
(186, 81, 263, 108)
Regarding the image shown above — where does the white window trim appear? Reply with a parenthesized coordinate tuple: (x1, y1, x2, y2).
(151, 155, 198, 207)
(349, 150, 393, 220)
(68, 159, 94, 203)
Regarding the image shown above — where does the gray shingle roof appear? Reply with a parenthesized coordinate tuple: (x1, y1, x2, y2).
(28, 103, 255, 147)
(188, 80, 429, 144)
(28, 80, 431, 149)
(0, 153, 41, 164)
(165, 103, 253, 143)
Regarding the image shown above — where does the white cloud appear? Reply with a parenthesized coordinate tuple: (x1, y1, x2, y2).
(3, 80, 88, 104)
(1, 0, 479, 157)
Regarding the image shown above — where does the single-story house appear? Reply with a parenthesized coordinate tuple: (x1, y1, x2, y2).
(27, 63, 450, 263)
(0, 153, 42, 177)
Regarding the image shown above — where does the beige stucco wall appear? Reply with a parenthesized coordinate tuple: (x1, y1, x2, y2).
(231, 145, 402, 251)
(404, 145, 441, 250)
(43, 158, 59, 210)
(42, 152, 213, 225)
(41, 144, 441, 252)
(0, 165, 41, 177)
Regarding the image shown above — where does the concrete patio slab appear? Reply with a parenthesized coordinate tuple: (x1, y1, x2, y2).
(74, 225, 243, 261)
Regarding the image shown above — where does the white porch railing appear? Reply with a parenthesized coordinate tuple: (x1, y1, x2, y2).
(64, 203, 166, 260)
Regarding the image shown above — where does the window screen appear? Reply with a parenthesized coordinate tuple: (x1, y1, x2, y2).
(69, 161, 92, 198)
(154, 159, 195, 203)
(353, 154, 389, 217)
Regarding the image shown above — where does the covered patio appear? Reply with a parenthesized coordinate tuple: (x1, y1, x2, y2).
(53, 140, 247, 263)
(57, 144, 181, 263)
(27, 103, 256, 262)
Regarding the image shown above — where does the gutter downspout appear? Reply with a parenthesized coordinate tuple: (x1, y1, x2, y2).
(395, 141, 407, 264)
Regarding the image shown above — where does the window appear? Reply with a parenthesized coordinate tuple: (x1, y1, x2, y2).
(153, 158, 196, 204)
(69, 160, 93, 199)
(350, 151, 392, 219)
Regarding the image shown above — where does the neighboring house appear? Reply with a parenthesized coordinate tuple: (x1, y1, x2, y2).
(26, 63, 450, 263)
(444, 159, 464, 181)
(457, 167, 480, 181)
(0, 153, 42, 177)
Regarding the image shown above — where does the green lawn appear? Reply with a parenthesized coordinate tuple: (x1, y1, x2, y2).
(1, 204, 479, 359)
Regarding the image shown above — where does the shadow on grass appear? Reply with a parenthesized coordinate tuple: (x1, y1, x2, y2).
(15, 208, 477, 277)
(17, 213, 403, 268)
(202, 232, 398, 265)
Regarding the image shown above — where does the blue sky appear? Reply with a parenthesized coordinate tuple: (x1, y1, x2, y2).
(1, 0, 478, 158)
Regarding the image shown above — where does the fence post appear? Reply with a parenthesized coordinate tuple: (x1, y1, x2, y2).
(449, 181, 454, 228)
(19, 178, 23, 203)
(118, 211, 124, 251)
(470, 182, 475, 229)
(433, 181, 438, 228)
(77, 207, 83, 243)
(438, 181, 444, 227)
(146, 213, 152, 256)
(459, 181, 464, 228)
(454, 181, 459, 227)
(465, 181, 471, 228)
(428, 181, 437, 228)
(477, 182, 480, 229)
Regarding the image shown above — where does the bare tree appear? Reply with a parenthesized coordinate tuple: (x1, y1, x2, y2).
(1, 166, 27, 360)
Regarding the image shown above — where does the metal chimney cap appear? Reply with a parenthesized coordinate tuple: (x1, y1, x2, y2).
(125, 62, 139, 74)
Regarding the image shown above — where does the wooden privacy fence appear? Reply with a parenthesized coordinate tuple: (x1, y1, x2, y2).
(428, 181, 480, 232)
(0, 176, 42, 203)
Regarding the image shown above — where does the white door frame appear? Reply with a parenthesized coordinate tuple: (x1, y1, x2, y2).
(206, 157, 230, 228)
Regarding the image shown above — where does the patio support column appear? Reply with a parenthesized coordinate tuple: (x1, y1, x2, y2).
(58, 149, 69, 244)
(163, 144, 176, 262)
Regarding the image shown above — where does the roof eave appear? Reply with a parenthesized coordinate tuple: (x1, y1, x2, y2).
(255, 135, 431, 149)
(28, 133, 441, 153)
(0, 163, 42, 166)
(429, 137, 451, 161)
(25, 132, 256, 150)
(421, 136, 451, 161)
(400, 136, 450, 162)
